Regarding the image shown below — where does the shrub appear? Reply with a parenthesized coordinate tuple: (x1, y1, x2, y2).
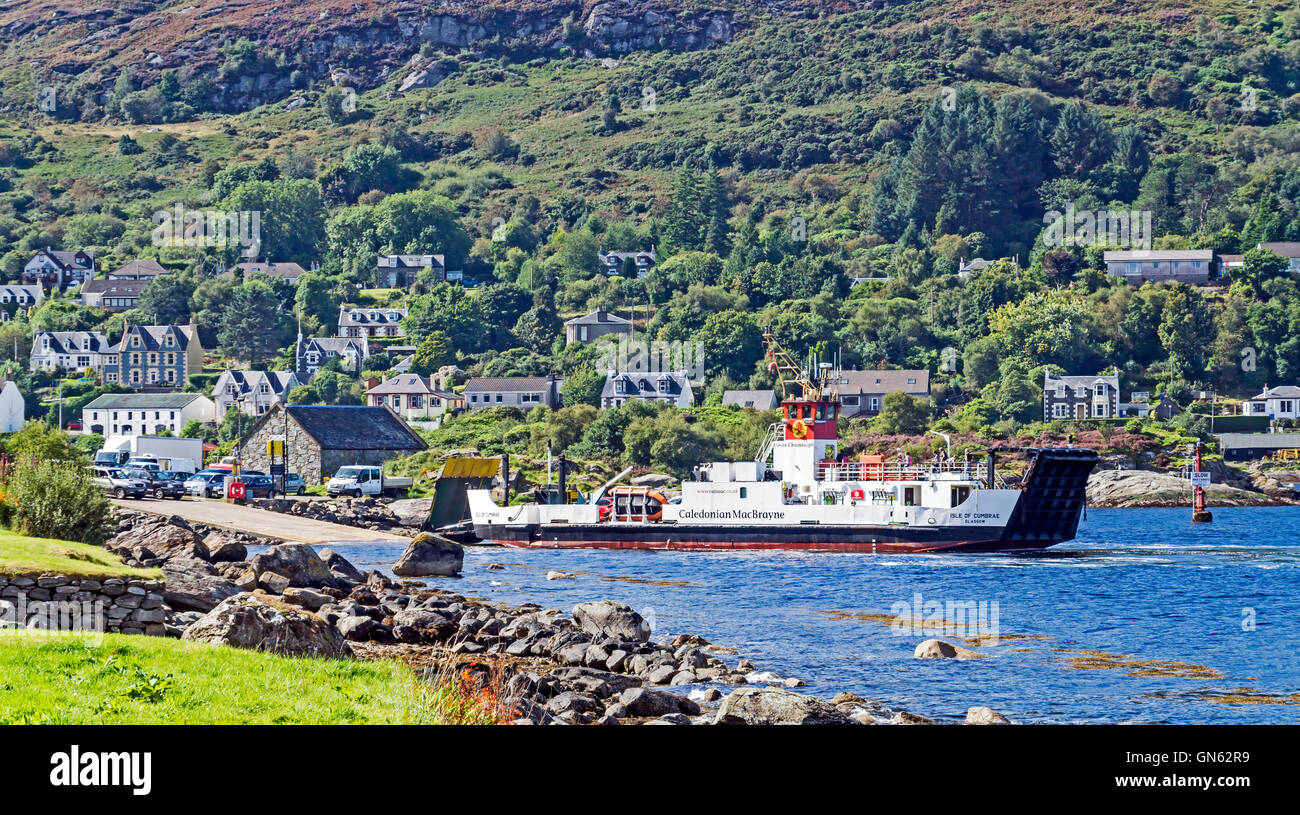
(4, 458, 111, 545)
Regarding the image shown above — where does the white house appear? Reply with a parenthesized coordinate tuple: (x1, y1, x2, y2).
(0, 284, 44, 320)
(463, 376, 561, 409)
(365, 373, 465, 420)
(339, 307, 407, 339)
(80, 392, 217, 436)
(600, 371, 694, 409)
(1241, 385, 1300, 421)
(29, 331, 114, 375)
(0, 379, 24, 432)
(212, 369, 301, 416)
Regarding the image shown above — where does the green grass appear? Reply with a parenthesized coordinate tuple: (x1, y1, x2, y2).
(0, 635, 468, 724)
(0, 529, 161, 580)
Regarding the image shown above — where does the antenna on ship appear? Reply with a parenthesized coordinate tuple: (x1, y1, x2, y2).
(762, 325, 820, 401)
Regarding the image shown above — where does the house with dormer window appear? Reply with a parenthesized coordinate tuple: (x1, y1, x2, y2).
(29, 331, 113, 375)
(103, 324, 203, 390)
(213, 369, 301, 416)
(838, 369, 930, 419)
(600, 370, 693, 408)
(295, 334, 369, 380)
(1043, 372, 1120, 420)
(0, 284, 44, 320)
(338, 307, 407, 339)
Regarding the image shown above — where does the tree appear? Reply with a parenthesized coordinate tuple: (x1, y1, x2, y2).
(217, 281, 290, 366)
(180, 419, 203, 438)
(875, 392, 929, 434)
(1159, 286, 1214, 383)
(1050, 101, 1114, 179)
(410, 330, 456, 375)
(321, 87, 354, 125)
(221, 179, 325, 265)
(2, 420, 85, 462)
(560, 366, 605, 407)
(404, 283, 487, 350)
(135, 271, 194, 324)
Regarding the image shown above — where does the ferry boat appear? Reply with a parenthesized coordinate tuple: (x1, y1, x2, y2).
(467, 331, 1098, 553)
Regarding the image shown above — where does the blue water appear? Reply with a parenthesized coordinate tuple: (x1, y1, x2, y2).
(295, 507, 1300, 724)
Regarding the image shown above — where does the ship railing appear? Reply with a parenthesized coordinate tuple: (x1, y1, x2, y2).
(816, 461, 988, 483)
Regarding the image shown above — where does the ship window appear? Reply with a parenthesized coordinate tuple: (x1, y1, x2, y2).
(903, 487, 919, 507)
(815, 404, 825, 421)
(739, 487, 748, 499)
(951, 486, 970, 507)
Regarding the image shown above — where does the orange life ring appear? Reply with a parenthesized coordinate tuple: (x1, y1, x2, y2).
(791, 419, 809, 438)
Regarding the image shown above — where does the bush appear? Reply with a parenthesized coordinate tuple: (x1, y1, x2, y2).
(4, 458, 112, 545)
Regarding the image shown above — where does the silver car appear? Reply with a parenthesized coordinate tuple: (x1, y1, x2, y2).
(92, 467, 148, 499)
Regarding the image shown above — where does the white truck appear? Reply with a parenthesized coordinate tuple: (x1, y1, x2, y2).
(325, 465, 413, 498)
(94, 435, 202, 475)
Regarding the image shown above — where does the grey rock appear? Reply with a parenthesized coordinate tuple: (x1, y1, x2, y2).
(713, 687, 852, 726)
(391, 532, 464, 577)
(619, 687, 700, 718)
(571, 600, 651, 642)
(182, 593, 350, 658)
(336, 615, 374, 641)
(914, 639, 982, 660)
(257, 571, 291, 595)
(965, 706, 1011, 725)
(249, 543, 338, 589)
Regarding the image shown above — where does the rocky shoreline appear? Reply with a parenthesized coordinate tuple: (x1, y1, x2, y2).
(1086, 468, 1300, 508)
(85, 509, 1006, 725)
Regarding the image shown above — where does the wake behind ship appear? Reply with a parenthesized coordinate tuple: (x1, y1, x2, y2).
(469, 331, 1098, 553)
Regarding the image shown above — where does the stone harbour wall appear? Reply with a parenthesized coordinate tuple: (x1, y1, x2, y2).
(0, 575, 168, 636)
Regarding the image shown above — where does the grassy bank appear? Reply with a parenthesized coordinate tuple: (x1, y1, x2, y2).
(0, 635, 502, 724)
(0, 529, 161, 580)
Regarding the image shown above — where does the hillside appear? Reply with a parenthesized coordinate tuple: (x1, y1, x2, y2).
(2, 0, 1300, 480)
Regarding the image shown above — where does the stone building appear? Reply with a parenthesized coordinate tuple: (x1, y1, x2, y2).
(238, 403, 426, 484)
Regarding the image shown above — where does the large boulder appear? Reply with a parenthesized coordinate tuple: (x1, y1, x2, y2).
(392, 532, 463, 577)
(913, 639, 982, 660)
(181, 593, 350, 658)
(571, 601, 651, 642)
(160, 557, 240, 612)
(386, 498, 435, 528)
(631, 473, 674, 488)
(110, 515, 209, 563)
(965, 706, 1011, 725)
(248, 543, 337, 589)
(318, 548, 365, 584)
(619, 687, 699, 718)
(713, 687, 852, 725)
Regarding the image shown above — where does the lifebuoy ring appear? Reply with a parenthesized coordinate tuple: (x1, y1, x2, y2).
(850, 489, 865, 499)
(768, 360, 779, 373)
(791, 419, 809, 438)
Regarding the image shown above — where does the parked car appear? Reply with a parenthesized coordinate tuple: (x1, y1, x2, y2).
(282, 472, 306, 495)
(92, 467, 148, 499)
(184, 471, 227, 498)
(241, 474, 283, 499)
(130, 469, 186, 500)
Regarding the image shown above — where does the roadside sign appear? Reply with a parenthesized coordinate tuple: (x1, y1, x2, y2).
(1190, 472, 1211, 487)
(270, 463, 285, 476)
(267, 439, 285, 456)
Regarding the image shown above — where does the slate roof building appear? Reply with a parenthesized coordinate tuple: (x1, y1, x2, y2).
(838, 369, 930, 418)
(1218, 432, 1300, 462)
(23, 248, 95, 290)
(365, 373, 464, 420)
(1240, 385, 1300, 421)
(235, 261, 308, 285)
(237, 403, 427, 484)
(0, 284, 44, 319)
(376, 254, 445, 288)
(29, 330, 114, 374)
(722, 389, 779, 410)
(80, 392, 218, 436)
(212, 369, 301, 416)
(564, 309, 633, 345)
(104, 324, 204, 389)
(1042, 372, 1120, 420)
(81, 278, 148, 311)
(339, 307, 407, 339)
(107, 259, 168, 280)
(600, 371, 694, 408)
(462, 376, 561, 409)
(296, 335, 369, 379)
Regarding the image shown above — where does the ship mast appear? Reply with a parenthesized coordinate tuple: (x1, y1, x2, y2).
(762, 326, 841, 401)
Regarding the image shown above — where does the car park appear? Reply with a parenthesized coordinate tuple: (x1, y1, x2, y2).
(131, 469, 186, 500)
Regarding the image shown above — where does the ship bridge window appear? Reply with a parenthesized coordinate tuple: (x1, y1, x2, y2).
(815, 404, 825, 421)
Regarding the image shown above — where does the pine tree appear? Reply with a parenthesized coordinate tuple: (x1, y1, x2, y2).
(659, 167, 701, 256)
